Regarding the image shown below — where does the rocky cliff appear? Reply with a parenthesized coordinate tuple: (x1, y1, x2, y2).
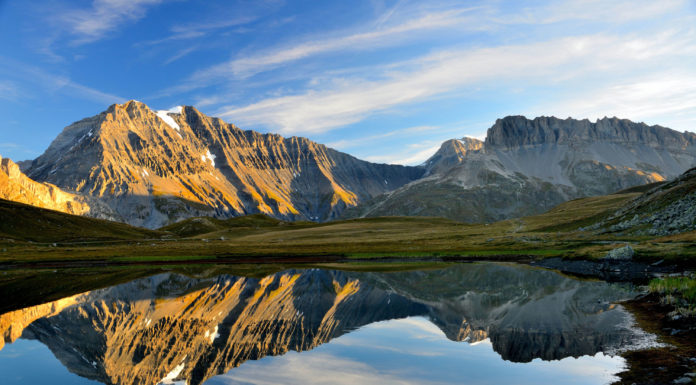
(485, 116, 696, 150)
(348, 116, 696, 223)
(0, 155, 110, 218)
(24, 101, 423, 228)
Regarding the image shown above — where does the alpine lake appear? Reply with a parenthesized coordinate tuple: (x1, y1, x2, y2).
(0, 261, 674, 385)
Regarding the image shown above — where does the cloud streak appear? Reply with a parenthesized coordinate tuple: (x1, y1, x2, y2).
(210, 351, 439, 385)
(544, 73, 696, 131)
(363, 143, 442, 166)
(60, 0, 164, 44)
(192, 6, 486, 81)
(0, 57, 125, 105)
(215, 29, 696, 135)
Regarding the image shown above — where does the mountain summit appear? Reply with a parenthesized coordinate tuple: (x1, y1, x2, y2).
(24, 101, 423, 228)
(348, 115, 696, 223)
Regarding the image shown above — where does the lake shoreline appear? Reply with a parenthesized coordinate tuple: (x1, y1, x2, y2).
(614, 294, 696, 385)
(1, 256, 693, 384)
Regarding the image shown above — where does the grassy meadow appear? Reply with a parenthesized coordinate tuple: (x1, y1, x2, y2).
(1, 189, 695, 266)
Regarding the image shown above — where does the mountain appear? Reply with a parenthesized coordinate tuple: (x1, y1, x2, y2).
(347, 116, 696, 223)
(2, 264, 645, 385)
(0, 155, 111, 218)
(23, 101, 423, 228)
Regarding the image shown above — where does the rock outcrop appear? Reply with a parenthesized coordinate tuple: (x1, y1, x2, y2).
(23, 101, 423, 228)
(600, 167, 696, 235)
(0, 155, 114, 219)
(348, 116, 696, 223)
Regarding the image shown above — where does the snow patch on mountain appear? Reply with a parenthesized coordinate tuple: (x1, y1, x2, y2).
(156, 109, 182, 132)
(202, 149, 216, 167)
(159, 357, 186, 384)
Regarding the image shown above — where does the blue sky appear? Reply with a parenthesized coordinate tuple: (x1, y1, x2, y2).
(0, 0, 695, 165)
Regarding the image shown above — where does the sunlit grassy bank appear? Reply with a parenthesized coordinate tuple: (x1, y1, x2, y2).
(1, 188, 695, 266)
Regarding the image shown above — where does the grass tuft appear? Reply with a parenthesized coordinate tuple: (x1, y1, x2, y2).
(648, 276, 696, 317)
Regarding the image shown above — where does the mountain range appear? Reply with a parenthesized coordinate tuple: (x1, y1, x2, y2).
(347, 116, 696, 222)
(19, 101, 422, 228)
(3, 101, 696, 228)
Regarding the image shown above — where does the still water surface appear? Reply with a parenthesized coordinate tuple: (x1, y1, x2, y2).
(0, 263, 658, 385)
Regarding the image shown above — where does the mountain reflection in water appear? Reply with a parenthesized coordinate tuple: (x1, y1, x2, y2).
(0, 263, 655, 385)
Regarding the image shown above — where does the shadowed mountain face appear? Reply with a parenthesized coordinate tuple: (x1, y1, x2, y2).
(348, 116, 696, 223)
(23, 101, 423, 228)
(0, 264, 651, 385)
(598, 167, 696, 236)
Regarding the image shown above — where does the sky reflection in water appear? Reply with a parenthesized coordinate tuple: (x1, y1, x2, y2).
(207, 317, 623, 385)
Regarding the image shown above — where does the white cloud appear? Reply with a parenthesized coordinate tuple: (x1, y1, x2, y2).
(535, 0, 687, 24)
(211, 351, 437, 385)
(138, 15, 260, 46)
(326, 125, 438, 150)
(215, 30, 696, 135)
(185, 0, 690, 85)
(364, 144, 441, 166)
(164, 46, 200, 65)
(192, 6, 486, 81)
(60, 0, 164, 44)
(542, 73, 696, 132)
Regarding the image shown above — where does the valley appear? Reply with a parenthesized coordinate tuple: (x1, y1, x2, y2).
(2, 2, 695, 384)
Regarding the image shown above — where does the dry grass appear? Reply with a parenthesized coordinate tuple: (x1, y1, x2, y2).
(1, 191, 694, 265)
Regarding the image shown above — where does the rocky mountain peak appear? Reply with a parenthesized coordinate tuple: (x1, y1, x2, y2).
(0, 156, 20, 179)
(23, 101, 423, 228)
(350, 115, 696, 224)
(424, 137, 484, 176)
(457, 136, 484, 151)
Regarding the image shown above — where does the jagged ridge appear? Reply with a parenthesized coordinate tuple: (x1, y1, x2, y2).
(348, 115, 696, 223)
(24, 101, 423, 228)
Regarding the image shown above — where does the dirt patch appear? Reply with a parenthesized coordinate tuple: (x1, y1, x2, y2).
(613, 294, 696, 385)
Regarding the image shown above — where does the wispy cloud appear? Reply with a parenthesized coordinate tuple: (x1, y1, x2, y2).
(138, 15, 259, 47)
(0, 81, 22, 101)
(0, 143, 21, 149)
(212, 351, 440, 385)
(60, 0, 164, 44)
(543, 73, 696, 132)
(184, 0, 687, 86)
(0, 57, 125, 105)
(215, 29, 696, 135)
(364, 143, 441, 166)
(326, 125, 438, 150)
(163, 45, 200, 65)
(534, 0, 688, 24)
(192, 6, 486, 81)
